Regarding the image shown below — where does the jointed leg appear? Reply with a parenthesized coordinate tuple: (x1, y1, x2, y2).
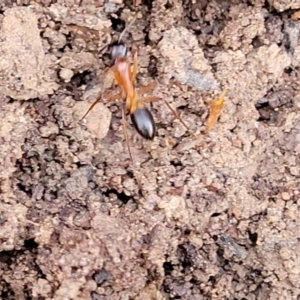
(143, 95, 190, 133)
(163, 100, 190, 132)
(79, 90, 122, 122)
(130, 50, 138, 81)
(122, 105, 135, 167)
(142, 96, 161, 103)
(138, 80, 157, 96)
(79, 97, 102, 122)
(121, 105, 143, 191)
(141, 80, 191, 133)
(79, 66, 120, 122)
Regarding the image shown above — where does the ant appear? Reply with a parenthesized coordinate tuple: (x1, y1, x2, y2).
(79, 18, 226, 190)
(80, 19, 188, 167)
(108, 40, 156, 140)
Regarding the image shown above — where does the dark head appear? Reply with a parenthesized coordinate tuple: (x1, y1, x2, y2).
(109, 41, 128, 62)
(131, 107, 156, 140)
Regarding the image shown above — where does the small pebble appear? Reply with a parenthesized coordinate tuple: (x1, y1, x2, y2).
(39, 121, 59, 137)
(281, 192, 290, 201)
(93, 269, 110, 284)
(232, 139, 242, 148)
(59, 68, 74, 82)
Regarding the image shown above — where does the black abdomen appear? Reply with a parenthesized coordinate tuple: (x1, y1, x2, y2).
(130, 107, 156, 140)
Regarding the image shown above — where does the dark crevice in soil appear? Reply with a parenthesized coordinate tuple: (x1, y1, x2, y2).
(163, 261, 174, 276)
(177, 243, 194, 268)
(248, 231, 258, 245)
(0, 250, 15, 265)
(143, 25, 151, 45)
(170, 160, 183, 168)
(211, 212, 221, 217)
(16, 182, 33, 198)
(164, 1, 173, 10)
(69, 70, 94, 89)
(103, 188, 133, 204)
(0, 239, 46, 294)
(148, 55, 158, 77)
(0, 280, 15, 300)
(208, 275, 216, 284)
(110, 15, 126, 33)
(255, 86, 295, 126)
(90, 291, 102, 300)
(142, 0, 154, 10)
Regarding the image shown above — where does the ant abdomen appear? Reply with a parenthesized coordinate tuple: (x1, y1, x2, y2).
(131, 107, 156, 140)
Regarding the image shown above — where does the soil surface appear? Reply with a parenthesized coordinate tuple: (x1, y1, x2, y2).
(1, 0, 300, 299)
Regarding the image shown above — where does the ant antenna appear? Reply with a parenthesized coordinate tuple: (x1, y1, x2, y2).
(97, 17, 136, 56)
(118, 17, 137, 43)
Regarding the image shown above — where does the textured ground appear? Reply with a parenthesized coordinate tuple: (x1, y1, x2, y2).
(1, 0, 300, 299)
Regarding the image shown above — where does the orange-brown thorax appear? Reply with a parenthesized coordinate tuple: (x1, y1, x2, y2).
(113, 57, 139, 114)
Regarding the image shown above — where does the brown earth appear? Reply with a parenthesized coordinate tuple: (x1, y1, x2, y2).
(0, 0, 300, 299)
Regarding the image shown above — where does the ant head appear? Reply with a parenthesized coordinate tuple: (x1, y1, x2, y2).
(109, 41, 128, 61)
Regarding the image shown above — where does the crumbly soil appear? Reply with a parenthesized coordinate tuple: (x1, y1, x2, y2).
(1, 0, 300, 299)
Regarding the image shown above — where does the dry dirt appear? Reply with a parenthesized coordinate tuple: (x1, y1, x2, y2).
(0, 0, 300, 299)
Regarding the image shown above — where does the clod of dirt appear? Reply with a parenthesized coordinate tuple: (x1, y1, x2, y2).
(48, 3, 111, 37)
(136, 283, 164, 300)
(43, 27, 67, 49)
(283, 20, 300, 67)
(220, 6, 266, 52)
(214, 43, 291, 109)
(60, 52, 98, 73)
(59, 68, 74, 82)
(34, 212, 166, 299)
(158, 27, 218, 91)
(157, 195, 189, 223)
(39, 121, 59, 138)
(264, 14, 284, 45)
(268, 0, 300, 11)
(93, 269, 110, 285)
(217, 235, 248, 260)
(0, 7, 58, 100)
(292, 46, 300, 67)
(149, 0, 183, 43)
(0, 99, 33, 252)
(283, 20, 300, 54)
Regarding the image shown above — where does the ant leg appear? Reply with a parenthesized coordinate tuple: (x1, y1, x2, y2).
(121, 105, 143, 191)
(79, 90, 122, 122)
(142, 96, 161, 103)
(164, 101, 190, 132)
(122, 105, 134, 166)
(79, 67, 118, 122)
(130, 50, 138, 81)
(138, 80, 157, 96)
(140, 80, 190, 132)
(143, 96, 190, 132)
(147, 79, 190, 131)
(79, 97, 102, 122)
